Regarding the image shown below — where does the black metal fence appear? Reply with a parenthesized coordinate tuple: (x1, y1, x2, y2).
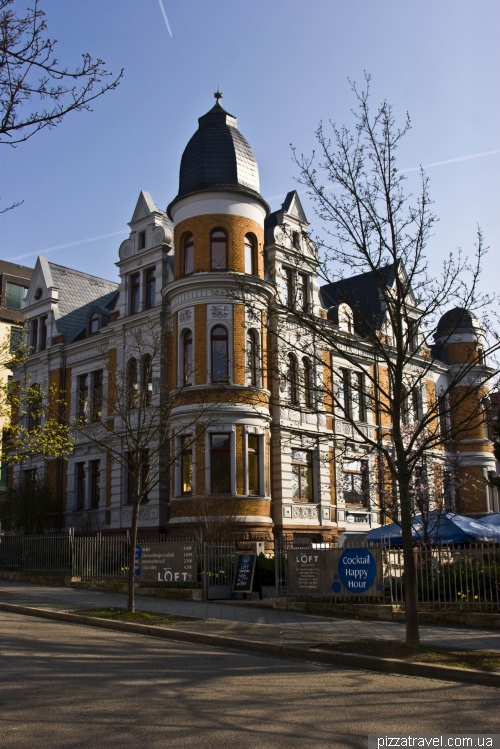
(1, 532, 499, 609)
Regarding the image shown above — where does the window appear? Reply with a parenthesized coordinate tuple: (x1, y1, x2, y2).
(477, 347, 486, 365)
(292, 231, 301, 250)
(130, 273, 140, 314)
(246, 330, 258, 386)
(351, 372, 366, 422)
(342, 460, 369, 506)
(30, 319, 38, 352)
(180, 435, 193, 496)
(91, 370, 103, 421)
(138, 230, 146, 250)
(9, 326, 22, 354)
(437, 388, 449, 439)
(210, 229, 227, 271)
(297, 273, 308, 310)
(89, 312, 99, 335)
(211, 326, 229, 382)
(78, 374, 89, 421)
(183, 233, 194, 276)
(402, 387, 419, 426)
(126, 452, 137, 505)
(291, 450, 313, 501)
(281, 267, 292, 306)
(336, 369, 350, 417)
(5, 282, 28, 310)
(127, 358, 138, 409)
(141, 355, 153, 405)
(210, 433, 231, 493)
(248, 435, 260, 495)
(40, 316, 48, 351)
(28, 383, 42, 430)
(408, 320, 418, 353)
(287, 354, 298, 405)
(244, 234, 256, 275)
(140, 450, 150, 503)
(302, 358, 312, 407)
(182, 330, 193, 385)
(145, 268, 156, 310)
(76, 462, 86, 510)
(90, 460, 100, 509)
(23, 467, 38, 486)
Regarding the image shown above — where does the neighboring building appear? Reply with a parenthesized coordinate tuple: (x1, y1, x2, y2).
(0, 260, 33, 495)
(12, 98, 497, 538)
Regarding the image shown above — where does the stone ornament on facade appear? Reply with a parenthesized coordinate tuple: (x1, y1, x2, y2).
(179, 308, 193, 324)
(292, 505, 319, 520)
(210, 305, 230, 319)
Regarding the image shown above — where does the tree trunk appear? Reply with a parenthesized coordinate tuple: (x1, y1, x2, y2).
(399, 480, 420, 648)
(126, 500, 141, 612)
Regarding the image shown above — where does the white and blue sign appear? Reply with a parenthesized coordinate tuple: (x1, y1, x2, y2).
(333, 549, 381, 594)
(287, 548, 383, 596)
(134, 544, 142, 576)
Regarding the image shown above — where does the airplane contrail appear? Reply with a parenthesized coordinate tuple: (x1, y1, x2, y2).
(268, 149, 500, 202)
(400, 149, 500, 174)
(158, 0, 173, 37)
(7, 230, 128, 262)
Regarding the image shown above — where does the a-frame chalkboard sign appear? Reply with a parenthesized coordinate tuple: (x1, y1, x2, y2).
(232, 552, 263, 598)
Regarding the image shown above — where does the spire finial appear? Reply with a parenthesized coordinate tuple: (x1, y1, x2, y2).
(214, 87, 223, 103)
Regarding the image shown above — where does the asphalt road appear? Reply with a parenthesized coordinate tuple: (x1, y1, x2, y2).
(0, 612, 498, 749)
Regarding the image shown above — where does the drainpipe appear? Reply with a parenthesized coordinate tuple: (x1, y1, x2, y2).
(373, 357, 385, 525)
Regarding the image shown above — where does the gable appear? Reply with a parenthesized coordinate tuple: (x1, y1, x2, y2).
(130, 191, 157, 224)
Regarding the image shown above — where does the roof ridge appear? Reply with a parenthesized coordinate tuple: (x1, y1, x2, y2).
(48, 261, 118, 286)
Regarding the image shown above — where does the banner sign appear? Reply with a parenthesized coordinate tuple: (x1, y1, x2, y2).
(135, 542, 196, 583)
(232, 553, 257, 594)
(287, 548, 383, 596)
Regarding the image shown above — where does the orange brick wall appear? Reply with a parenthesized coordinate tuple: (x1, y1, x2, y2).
(174, 214, 264, 279)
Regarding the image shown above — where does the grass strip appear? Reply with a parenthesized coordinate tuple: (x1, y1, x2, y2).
(314, 638, 500, 672)
(74, 608, 193, 625)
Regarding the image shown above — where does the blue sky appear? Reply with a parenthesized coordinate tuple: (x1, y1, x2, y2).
(1, 0, 499, 296)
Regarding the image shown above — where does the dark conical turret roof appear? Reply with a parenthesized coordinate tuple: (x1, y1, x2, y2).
(168, 101, 268, 217)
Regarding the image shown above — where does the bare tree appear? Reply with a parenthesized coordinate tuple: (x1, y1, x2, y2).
(0, 0, 122, 211)
(239, 77, 499, 648)
(67, 320, 220, 612)
(188, 492, 243, 545)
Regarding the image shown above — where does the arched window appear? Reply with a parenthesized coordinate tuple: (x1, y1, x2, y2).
(244, 234, 256, 275)
(287, 354, 298, 405)
(182, 329, 193, 386)
(127, 358, 138, 409)
(302, 358, 312, 407)
(211, 326, 229, 382)
(141, 354, 153, 406)
(89, 312, 99, 335)
(210, 229, 227, 271)
(183, 233, 194, 276)
(246, 330, 258, 386)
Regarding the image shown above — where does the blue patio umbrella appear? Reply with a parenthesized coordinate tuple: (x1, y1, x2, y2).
(367, 510, 500, 546)
(477, 513, 500, 528)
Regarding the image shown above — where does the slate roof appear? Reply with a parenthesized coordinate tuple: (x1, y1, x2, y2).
(169, 102, 268, 215)
(436, 307, 479, 336)
(320, 264, 396, 337)
(48, 262, 119, 343)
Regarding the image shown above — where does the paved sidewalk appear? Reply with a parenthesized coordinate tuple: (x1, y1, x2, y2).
(1, 579, 499, 651)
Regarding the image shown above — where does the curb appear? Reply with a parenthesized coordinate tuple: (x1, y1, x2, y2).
(1, 601, 499, 689)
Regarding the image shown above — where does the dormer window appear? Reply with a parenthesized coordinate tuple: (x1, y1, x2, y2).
(138, 230, 146, 250)
(89, 312, 99, 335)
(292, 231, 301, 250)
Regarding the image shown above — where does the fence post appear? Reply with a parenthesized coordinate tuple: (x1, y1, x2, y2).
(274, 537, 280, 599)
(203, 542, 208, 602)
